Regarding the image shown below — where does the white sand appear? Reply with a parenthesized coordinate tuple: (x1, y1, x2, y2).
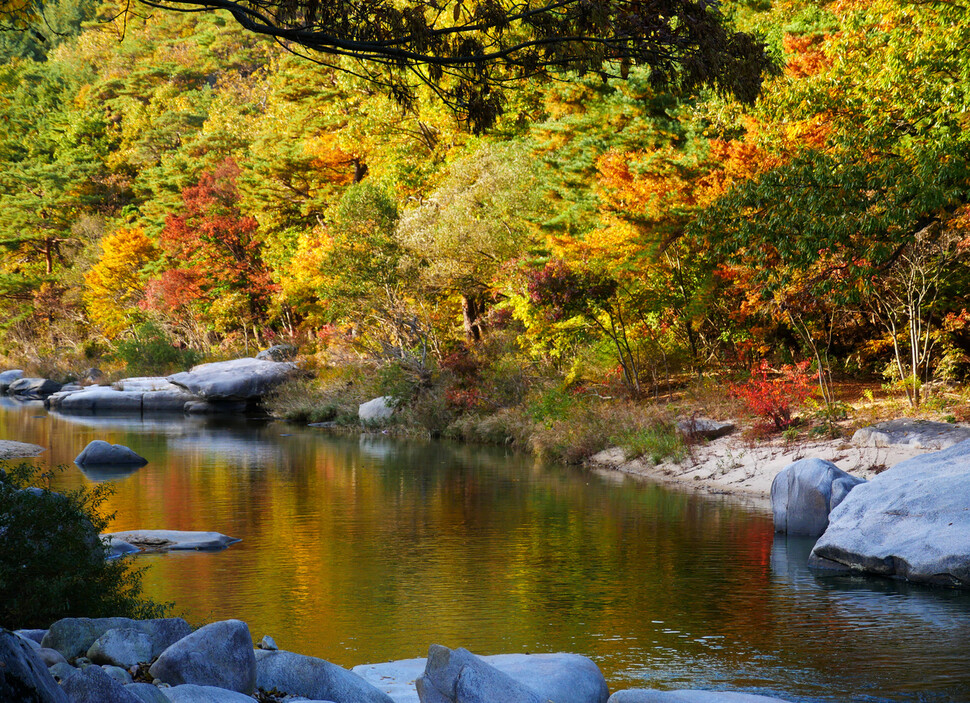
(589, 432, 936, 503)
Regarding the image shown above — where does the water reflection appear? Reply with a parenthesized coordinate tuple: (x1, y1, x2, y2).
(1, 403, 969, 702)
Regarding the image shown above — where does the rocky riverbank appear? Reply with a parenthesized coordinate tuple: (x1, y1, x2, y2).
(1, 617, 795, 703)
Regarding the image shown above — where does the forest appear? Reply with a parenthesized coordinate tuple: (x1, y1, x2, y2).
(2, 0, 970, 460)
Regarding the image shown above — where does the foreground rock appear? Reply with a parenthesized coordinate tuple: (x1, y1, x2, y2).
(74, 440, 148, 467)
(168, 358, 297, 402)
(608, 691, 792, 702)
(417, 646, 544, 703)
(810, 439, 970, 586)
(42, 618, 192, 660)
(60, 665, 142, 703)
(852, 418, 970, 449)
(358, 648, 608, 703)
(771, 458, 865, 537)
(149, 620, 256, 694)
(103, 530, 241, 552)
(256, 649, 394, 702)
(0, 628, 70, 703)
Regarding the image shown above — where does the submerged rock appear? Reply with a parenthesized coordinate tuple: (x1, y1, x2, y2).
(771, 458, 865, 537)
(810, 439, 970, 586)
(103, 530, 241, 552)
(75, 440, 148, 467)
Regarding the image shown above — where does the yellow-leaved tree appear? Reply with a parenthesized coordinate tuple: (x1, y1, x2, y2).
(84, 227, 160, 338)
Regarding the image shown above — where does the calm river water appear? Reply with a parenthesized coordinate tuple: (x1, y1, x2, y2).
(2, 398, 969, 702)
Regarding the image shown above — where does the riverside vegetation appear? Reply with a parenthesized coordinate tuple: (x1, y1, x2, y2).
(3, 0, 970, 461)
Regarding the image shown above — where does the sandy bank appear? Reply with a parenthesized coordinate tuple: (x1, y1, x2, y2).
(588, 432, 937, 503)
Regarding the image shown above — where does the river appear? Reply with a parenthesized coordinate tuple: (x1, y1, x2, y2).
(2, 397, 969, 702)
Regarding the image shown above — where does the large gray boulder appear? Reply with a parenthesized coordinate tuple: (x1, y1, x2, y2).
(87, 628, 154, 668)
(9, 377, 62, 399)
(42, 617, 192, 660)
(159, 684, 260, 702)
(810, 439, 970, 586)
(104, 530, 241, 552)
(608, 691, 792, 703)
(416, 646, 543, 703)
(75, 440, 148, 467)
(0, 628, 71, 703)
(771, 458, 866, 537)
(149, 619, 256, 694)
(355, 652, 608, 703)
(49, 387, 143, 413)
(255, 649, 393, 703)
(852, 418, 970, 449)
(168, 358, 297, 401)
(359, 396, 395, 423)
(60, 664, 143, 703)
(0, 368, 24, 393)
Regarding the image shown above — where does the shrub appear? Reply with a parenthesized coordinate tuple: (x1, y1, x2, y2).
(611, 423, 686, 464)
(0, 463, 170, 629)
(112, 322, 202, 376)
(730, 360, 817, 431)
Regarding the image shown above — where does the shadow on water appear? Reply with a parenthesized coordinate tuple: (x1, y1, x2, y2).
(2, 401, 970, 702)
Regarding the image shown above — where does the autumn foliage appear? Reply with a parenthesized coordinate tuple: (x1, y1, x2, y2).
(730, 361, 817, 431)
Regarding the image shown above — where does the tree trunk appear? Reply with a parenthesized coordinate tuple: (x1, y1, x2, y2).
(461, 294, 482, 342)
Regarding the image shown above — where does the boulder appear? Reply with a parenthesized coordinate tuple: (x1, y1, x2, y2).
(608, 691, 792, 703)
(255, 649, 393, 703)
(160, 684, 265, 702)
(852, 418, 970, 449)
(48, 662, 76, 683)
(771, 458, 866, 537)
(183, 400, 248, 415)
(149, 619, 256, 694)
(87, 628, 154, 668)
(168, 358, 297, 401)
(257, 635, 278, 651)
(42, 617, 192, 661)
(16, 629, 47, 645)
(125, 682, 171, 703)
(60, 665, 144, 703)
(102, 665, 134, 685)
(74, 440, 148, 466)
(0, 628, 71, 703)
(359, 396, 395, 423)
(255, 344, 297, 362)
(83, 368, 105, 384)
(105, 537, 142, 558)
(103, 530, 241, 552)
(809, 439, 970, 586)
(8, 377, 62, 399)
(676, 418, 735, 440)
(0, 368, 24, 393)
(36, 647, 67, 667)
(114, 377, 182, 393)
(355, 652, 608, 703)
(416, 646, 543, 703)
(47, 387, 141, 413)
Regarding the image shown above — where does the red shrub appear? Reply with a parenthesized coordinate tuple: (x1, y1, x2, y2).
(730, 360, 816, 431)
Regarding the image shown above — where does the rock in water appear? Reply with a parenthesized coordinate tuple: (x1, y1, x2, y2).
(810, 439, 970, 586)
(255, 649, 394, 703)
(0, 628, 70, 703)
(7, 377, 61, 399)
(74, 440, 148, 466)
(416, 645, 543, 703)
(149, 620, 256, 694)
(168, 358, 296, 401)
(771, 458, 865, 537)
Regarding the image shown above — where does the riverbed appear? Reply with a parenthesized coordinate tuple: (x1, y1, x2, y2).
(2, 397, 969, 702)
